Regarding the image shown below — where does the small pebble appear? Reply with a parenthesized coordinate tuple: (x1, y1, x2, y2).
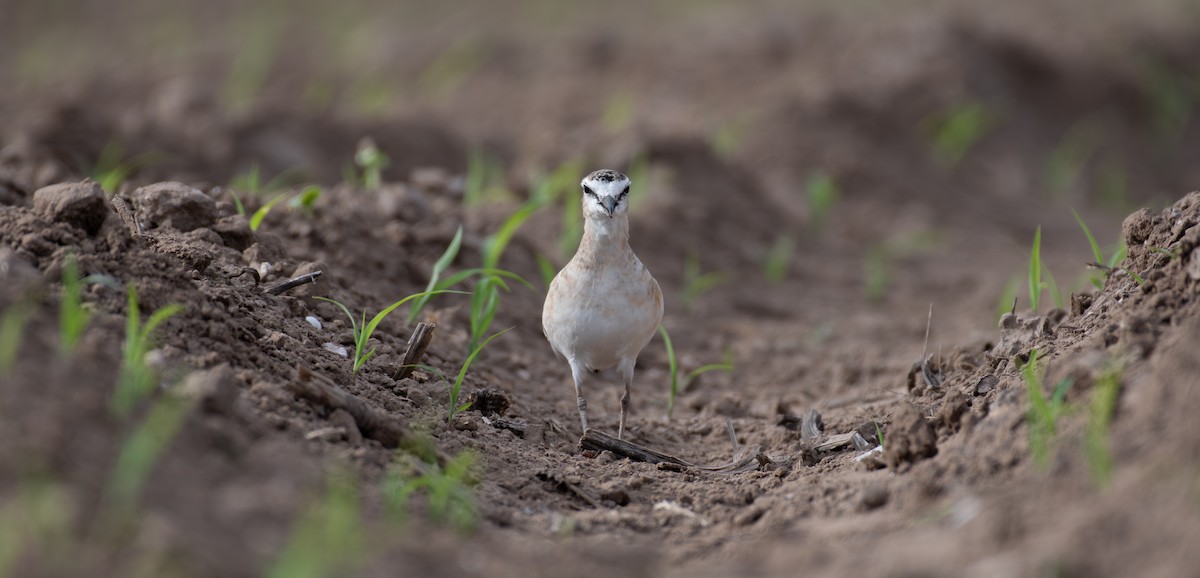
(323, 342, 348, 357)
(305, 315, 322, 330)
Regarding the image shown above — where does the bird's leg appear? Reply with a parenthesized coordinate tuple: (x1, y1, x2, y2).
(568, 358, 590, 434)
(618, 359, 635, 440)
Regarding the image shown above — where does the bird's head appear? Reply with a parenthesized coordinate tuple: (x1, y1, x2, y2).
(580, 169, 630, 220)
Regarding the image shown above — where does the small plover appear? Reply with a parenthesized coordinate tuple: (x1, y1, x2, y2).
(542, 169, 664, 439)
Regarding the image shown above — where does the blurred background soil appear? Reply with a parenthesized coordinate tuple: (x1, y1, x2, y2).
(1, 0, 1200, 576)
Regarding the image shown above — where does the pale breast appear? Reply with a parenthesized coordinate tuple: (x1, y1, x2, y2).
(543, 251, 663, 370)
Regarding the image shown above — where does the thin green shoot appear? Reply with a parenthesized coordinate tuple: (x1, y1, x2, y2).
(89, 140, 159, 194)
(383, 451, 477, 531)
(805, 171, 839, 235)
(317, 290, 463, 375)
(764, 234, 794, 283)
(1028, 226, 1044, 311)
(230, 163, 304, 197)
(624, 154, 651, 210)
(996, 275, 1021, 321)
(248, 192, 290, 231)
(1086, 362, 1123, 487)
(464, 149, 508, 207)
(466, 199, 541, 350)
(267, 471, 363, 578)
(1073, 209, 1129, 290)
(107, 393, 192, 510)
(874, 423, 886, 449)
(535, 254, 558, 290)
(1021, 349, 1074, 467)
(355, 140, 390, 191)
(448, 327, 512, 422)
(1045, 121, 1100, 193)
(924, 101, 996, 166)
(658, 324, 734, 419)
(0, 304, 31, 375)
(58, 255, 92, 356)
(287, 185, 322, 215)
(710, 115, 752, 158)
(0, 477, 74, 576)
(114, 285, 183, 418)
(408, 226, 464, 325)
(681, 253, 725, 311)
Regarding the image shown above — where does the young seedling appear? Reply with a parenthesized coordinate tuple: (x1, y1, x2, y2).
(58, 256, 91, 356)
(355, 140, 390, 191)
(383, 451, 477, 531)
(316, 290, 461, 376)
(763, 234, 794, 283)
(535, 254, 558, 290)
(287, 185, 322, 215)
(1021, 349, 1074, 467)
(89, 140, 159, 194)
(924, 101, 997, 166)
(1073, 209, 1129, 290)
(0, 304, 31, 375)
(463, 149, 507, 207)
(1028, 226, 1044, 311)
(805, 171, 839, 235)
(113, 285, 183, 418)
(657, 324, 734, 419)
(107, 393, 192, 510)
(1086, 362, 1124, 487)
(463, 200, 538, 351)
(408, 226, 464, 325)
(681, 253, 725, 311)
(267, 470, 364, 578)
(447, 327, 511, 421)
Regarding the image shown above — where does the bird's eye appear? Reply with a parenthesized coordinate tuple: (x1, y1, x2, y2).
(582, 184, 598, 198)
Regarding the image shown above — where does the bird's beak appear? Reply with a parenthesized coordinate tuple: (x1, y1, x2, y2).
(602, 196, 618, 217)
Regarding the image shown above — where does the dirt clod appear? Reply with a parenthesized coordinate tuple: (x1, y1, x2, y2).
(884, 403, 938, 471)
(32, 181, 108, 235)
(133, 181, 217, 232)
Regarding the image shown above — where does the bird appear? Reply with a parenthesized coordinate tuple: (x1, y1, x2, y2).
(542, 169, 664, 440)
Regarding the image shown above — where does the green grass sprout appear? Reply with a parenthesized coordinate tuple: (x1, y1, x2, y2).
(1028, 226, 1044, 311)
(764, 234, 795, 283)
(89, 140, 159, 194)
(535, 254, 558, 289)
(1021, 349, 1074, 467)
(107, 393, 192, 509)
(1072, 209, 1129, 290)
(383, 451, 477, 531)
(681, 253, 725, 311)
(267, 471, 364, 578)
(805, 171, 839, 235)
(658, 324, 734, 419)
(464, 149, 508, 207)
(448, 327, 512, 422)
(114, 285, 183, 418)
(248, 192, 289, 231)
(355, 140, 390, 191)
(924, 101, 997, 166)
(0, 304, 31, 375)
(317, 290, 462, 375)
(288, 185, 322, 215)
(408, 226, 464, 325)
(1086, 362, 1123, 487)
(58, 255, 92, 356)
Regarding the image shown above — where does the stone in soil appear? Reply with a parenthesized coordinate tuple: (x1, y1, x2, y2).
(134, 181, 218, 232)
(32, 180, 109, 235)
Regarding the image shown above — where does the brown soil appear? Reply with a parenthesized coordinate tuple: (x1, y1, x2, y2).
(3, 1, 1200, 576)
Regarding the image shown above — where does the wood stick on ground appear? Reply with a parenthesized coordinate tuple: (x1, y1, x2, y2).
(264, 271, 323, 295)
(110, 195, 143, 239)
(289, 366, 443, 464)
(580, 429, 692, 468)
(394, 322, 436, 380)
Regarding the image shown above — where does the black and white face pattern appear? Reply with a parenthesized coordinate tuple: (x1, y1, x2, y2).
(580, 169, 631, 219)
